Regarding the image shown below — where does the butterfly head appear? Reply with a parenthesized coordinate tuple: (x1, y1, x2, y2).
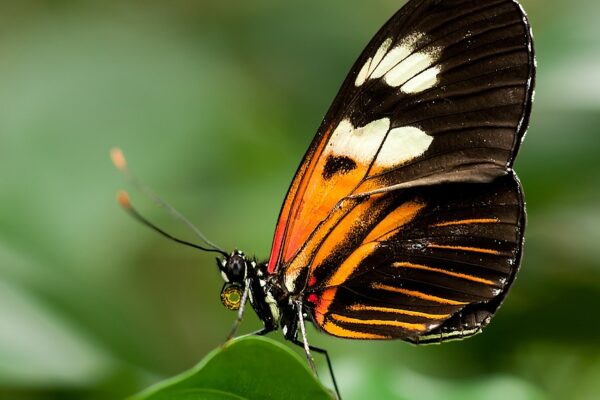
(217, 250, 255, 311)
(217, 250, 249, 284)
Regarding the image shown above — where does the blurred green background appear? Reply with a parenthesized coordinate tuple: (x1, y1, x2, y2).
(1, 0, 598, 399)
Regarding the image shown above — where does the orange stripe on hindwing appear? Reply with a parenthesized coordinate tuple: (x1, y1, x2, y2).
(322, 321, 390, 339)
(348, 304, 449, 319)
(392, 262, 495, 285)
(317, 199, 426, 288)
(427, 244, 501, 255)
(311, 195, 388, 271)
(371, 283, 468, 305)
(432, 218, 499, 227)
(363, 201, 426, 243)
(325, 242, 380, 287)
(331, 314, 427, 332)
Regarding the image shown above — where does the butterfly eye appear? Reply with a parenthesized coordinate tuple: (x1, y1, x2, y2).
(220, 284, 243, 311)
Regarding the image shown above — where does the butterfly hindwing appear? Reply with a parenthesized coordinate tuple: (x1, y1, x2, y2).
(305, 173, 525, 341)
(267, 0, 535, 283)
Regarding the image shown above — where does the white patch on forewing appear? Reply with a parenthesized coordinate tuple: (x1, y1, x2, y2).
(355, 38, 393, 87)
(355, 57, 372, 87)
(384, 49, 440, 88)
(368, 38, 393, 76)
(353, 33, 441, 92)
(401, 66, 441, 94)
(328, 118, 391, 164)
(375, 126, 433, 168)
(372, 33, 423, 79)
(371, 46, 410, 80)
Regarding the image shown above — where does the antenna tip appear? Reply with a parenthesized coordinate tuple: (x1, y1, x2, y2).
(110, 148, 127, 171)
(116, 190, 131, 209)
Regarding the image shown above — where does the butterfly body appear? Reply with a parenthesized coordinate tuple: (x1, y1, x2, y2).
(218, 252, 302, 341)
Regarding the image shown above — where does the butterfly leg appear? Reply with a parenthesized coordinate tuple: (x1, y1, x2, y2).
(225, 278, 251, 341)
(291, 339, 342, 400)
(294, 302, 342, 399)
(296, 301, 317, 373)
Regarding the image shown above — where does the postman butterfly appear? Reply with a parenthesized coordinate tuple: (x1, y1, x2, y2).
(114, 0, 535, 398)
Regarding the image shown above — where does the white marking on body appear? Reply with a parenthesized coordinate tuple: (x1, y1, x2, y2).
(401, 66, 441, 94)
(375, 126, 433, 168)
(328, 118, 391, 165)
(384, 49, 440, 87)
(265, 291, 280, 321)
(220, 271, 229, 282)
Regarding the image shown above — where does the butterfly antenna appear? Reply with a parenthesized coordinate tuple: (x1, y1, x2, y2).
(116, 191, 227, 256)
(111, 148, 228, 257)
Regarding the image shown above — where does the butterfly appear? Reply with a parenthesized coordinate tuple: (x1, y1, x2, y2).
(114, 0, 535, 398)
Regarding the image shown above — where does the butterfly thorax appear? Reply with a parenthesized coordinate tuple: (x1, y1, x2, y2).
(217, 250, 294, 335)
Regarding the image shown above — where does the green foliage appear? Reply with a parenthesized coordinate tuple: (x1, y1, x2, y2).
(132, 337, 333, 400)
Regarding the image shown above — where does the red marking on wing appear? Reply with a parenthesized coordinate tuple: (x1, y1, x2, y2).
(307, 293, 319, 304)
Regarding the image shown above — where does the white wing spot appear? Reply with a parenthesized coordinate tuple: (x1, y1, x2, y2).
(355, 57, 372, 87)
(375, 126, 433, 168)
(372, 45, 411, 79)
(353, 33, 441, 91)
(371, 33, 423, 79)
(368, 38, 393, 76)
(401, 66, 441, 94)
(328, 118, 391, 164)
(355, 38, 392, 87)
(384, 48, 440, 88)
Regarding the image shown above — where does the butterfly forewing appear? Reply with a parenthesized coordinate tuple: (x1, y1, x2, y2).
(267, 0, 534, 285)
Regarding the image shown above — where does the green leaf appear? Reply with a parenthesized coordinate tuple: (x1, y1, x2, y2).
(131, 336, 334, 400)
